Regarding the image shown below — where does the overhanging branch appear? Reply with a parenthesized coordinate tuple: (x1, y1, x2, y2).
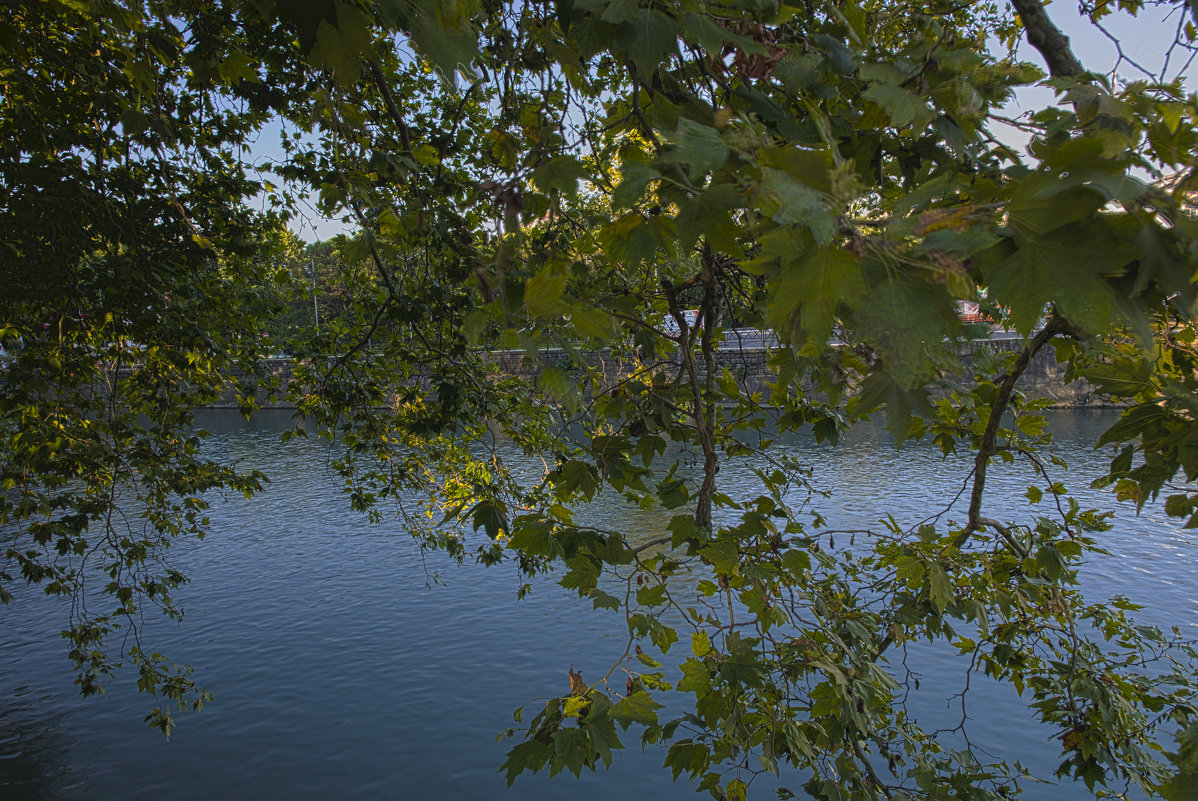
(955, 315, 1082, 548)
(1009, 0, 1086, 79)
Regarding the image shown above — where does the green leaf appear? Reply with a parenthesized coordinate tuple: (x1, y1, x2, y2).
(501, 739, 549, 786)
(626, 9, 677, 78)
(636, 583, 668, 607)
(862, 80, 936, 130)
(928, 563, 953, 613)
(562, 694, 591, 718)
(1165, 494, 1195, 519)
(612, 160, 657, 210)
(669, 514, 701, 548)
(278, 0, 338, 54)
(646, 616, 678, 651)
(858, 62, 914, 85)
(665, 118, 728, 178)
(392, 0, 479, 83)
(217, 52, 257, 84)
(581, 712, 623, 768)
(1163, 722, 1198, 801)
(677, 657, 712, 695)
(664, 740, 709, 780)
(508, 518, 559, 557)
(855, 278, 955, 383)
(551, 727, 587, 776)
(679, 12, 767, 56)
(554, 459, 601, 500)
(984, 221, 1136, 334)
(569, 305, 616, 342)
(590, 589, 622, 611)
(538, 366, 579, 414)
(1007, 178, 1104, 238)
(635, 650, 661, 667)
(773, 51, 820, 92)
(610, 691, 663, 726)
(525, 268, 570, 318)
(1097, 403, 1171, 448)
(753, 169, 837, 245)
(561, 555, 600, 592)
(781, 549, 810, 578)
(655, 477, 689, 509)
(767, 247, 865, 344)
(532, 156, 588, 196)
(810, 32, 854, 73)
(469, 499, 507, 540)
(852, 371, 929, 438)
(757, 146, 835, 194)
(306, 2, 372, 86)
(599, 212, 674, 268)
(896, 555, 925, 589)
(412, 143, 441, 167)
(597, 0, 639, 25)
(700, 538, 740, 577)
(675, 183, 744, 255)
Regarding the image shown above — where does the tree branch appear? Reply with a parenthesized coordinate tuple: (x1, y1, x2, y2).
(664, 269, 719, 533)
(366, 60, 413, 153)
(1009, 0, 1086, 79)
(955, 315, 1081, 547)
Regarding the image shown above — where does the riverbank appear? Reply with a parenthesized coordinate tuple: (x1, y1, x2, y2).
(210, 337, 1110, 411)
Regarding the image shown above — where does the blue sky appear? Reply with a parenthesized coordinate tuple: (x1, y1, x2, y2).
(1051, 0, 1195, 82)
(282, 3, 1196, 242)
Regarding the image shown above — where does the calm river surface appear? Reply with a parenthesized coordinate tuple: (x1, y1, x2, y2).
(1, 409, 1194, 800)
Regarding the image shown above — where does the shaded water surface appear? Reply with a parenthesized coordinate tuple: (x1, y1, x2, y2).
(1, 410, 1194, 800)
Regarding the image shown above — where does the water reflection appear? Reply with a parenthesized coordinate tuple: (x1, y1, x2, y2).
(0, 697, 76, 801)
(0, 409, 1192, 801)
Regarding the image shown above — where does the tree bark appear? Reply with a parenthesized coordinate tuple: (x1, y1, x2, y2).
(955, 315, 1081, 548)
(1009, 0, 1086, 79)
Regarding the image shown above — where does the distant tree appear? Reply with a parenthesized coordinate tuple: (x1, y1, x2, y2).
(0, 0, 301, 730)
(3, 0, 1197, 797)
(262, 238, 379, 350)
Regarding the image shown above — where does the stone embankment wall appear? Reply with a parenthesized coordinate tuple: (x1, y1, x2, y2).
(207, 338, 1109, 410)
(207, 358, 295, 410)
(953, 338, 1109, 407)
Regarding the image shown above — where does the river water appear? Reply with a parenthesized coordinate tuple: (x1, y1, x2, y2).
(1, 409, 1194, 800)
